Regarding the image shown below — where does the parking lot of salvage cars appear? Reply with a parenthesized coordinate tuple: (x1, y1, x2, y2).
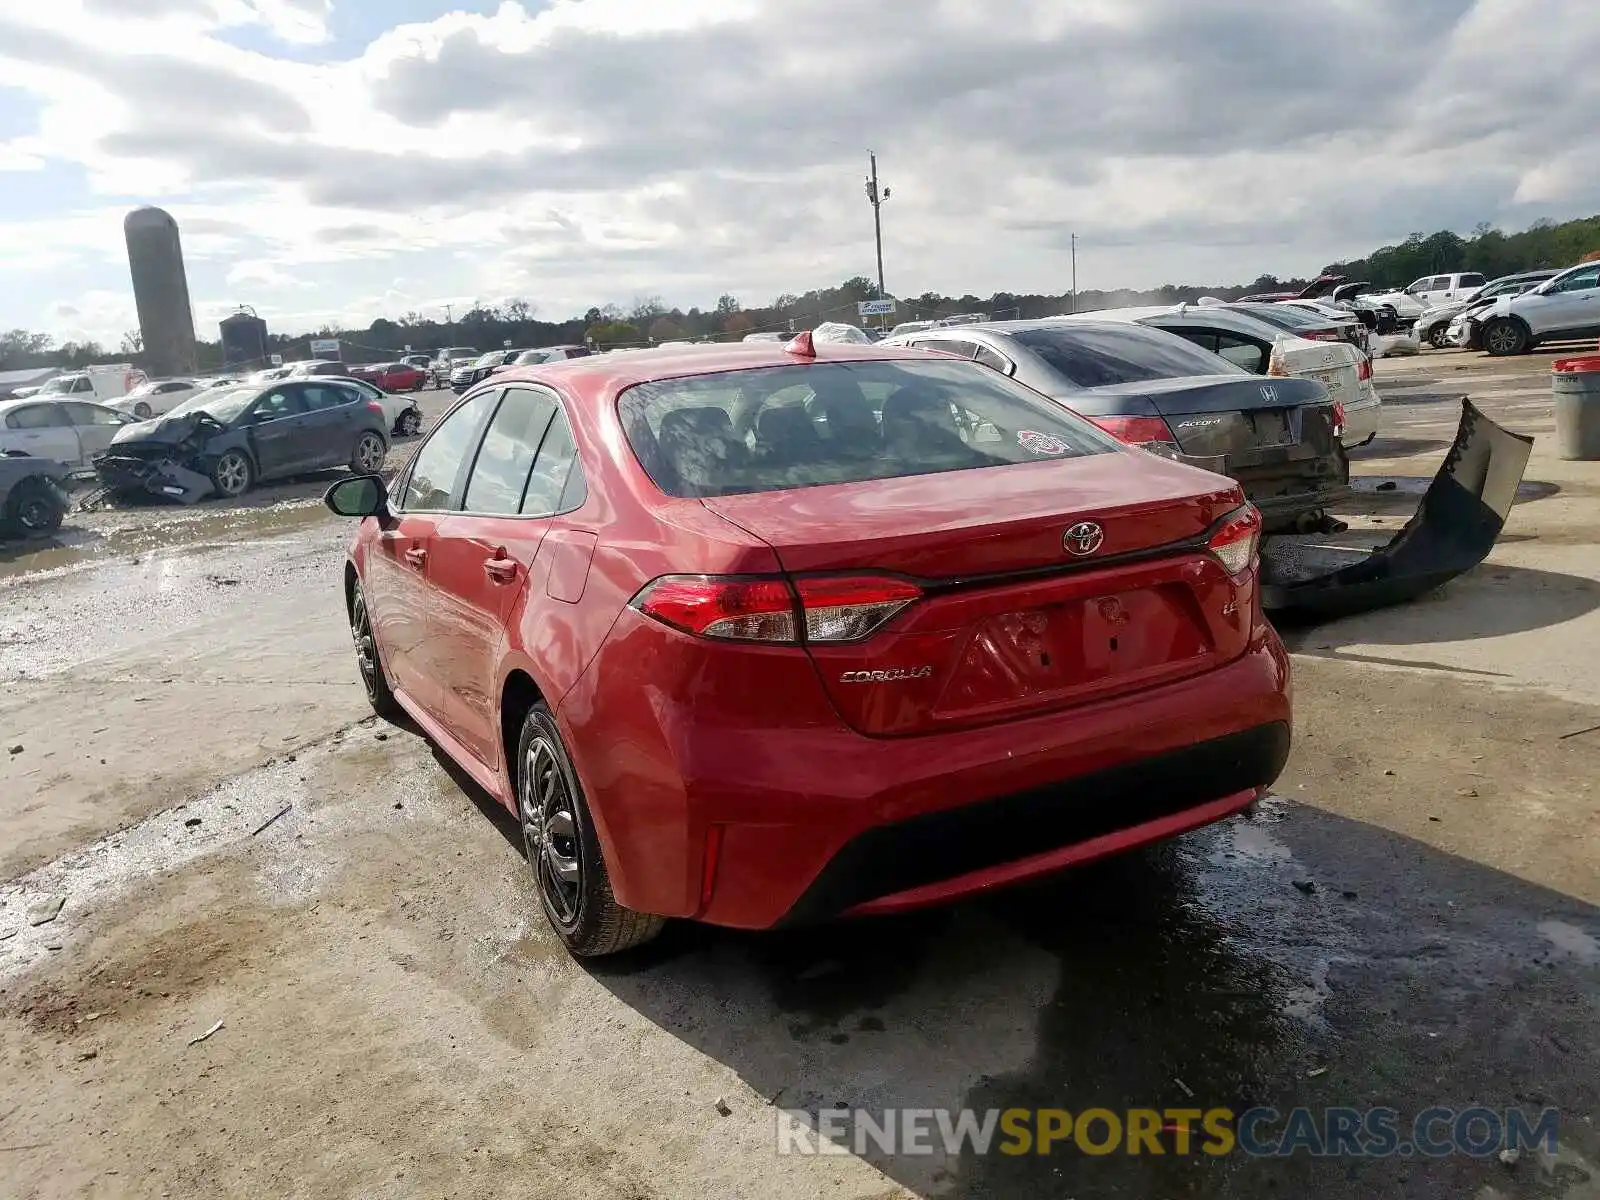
(1, 354, 1598, 1200)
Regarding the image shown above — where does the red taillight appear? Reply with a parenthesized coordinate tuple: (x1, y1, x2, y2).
(795, 575, 921, 642)
(1332, 400, 1346, 437)
(1304, 330, 1340, 342)
(631, 573, 921, 643)
(1208, 505, 1261, 578)
(366, 401, 385, 418)
(631, 576, 797, 641)
(1090, 414, 1182, 457)
(1357, 355, 1373, 381)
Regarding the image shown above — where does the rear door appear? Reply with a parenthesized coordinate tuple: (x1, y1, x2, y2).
(1, 403, 79, 464)
(60, 402, 128, 460)
(296, 383, 365, 469)
(426, 386, 574, 765)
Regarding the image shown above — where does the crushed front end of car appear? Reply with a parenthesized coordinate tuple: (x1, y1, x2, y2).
(92, 414, 225, 504)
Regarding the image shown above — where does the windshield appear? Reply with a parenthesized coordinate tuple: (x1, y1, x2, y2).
(38, 376, 79, 395)
(165, 386, 259, 424)
(1011, 324, 1249, 390)
(473, 352, 507, 367)
(514, 350, 551, 365)
(618, 358, 1121, 499)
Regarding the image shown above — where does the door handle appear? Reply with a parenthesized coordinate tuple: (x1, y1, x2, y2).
(404, 547, 428, 568)
(483, 556, 518, 583)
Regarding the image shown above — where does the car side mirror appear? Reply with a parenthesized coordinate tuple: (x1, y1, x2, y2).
(325, 473, 390, 521)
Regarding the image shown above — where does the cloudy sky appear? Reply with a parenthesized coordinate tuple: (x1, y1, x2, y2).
(1, 0, 1597, 347)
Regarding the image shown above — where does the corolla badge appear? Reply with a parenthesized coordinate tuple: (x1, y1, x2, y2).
(839, 667, 933, 683)
(1063, 521, 1104, 556)
(1259, 384, 1279, 402)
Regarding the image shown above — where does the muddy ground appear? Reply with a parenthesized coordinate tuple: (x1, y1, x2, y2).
(1, 363, 1597, 1198)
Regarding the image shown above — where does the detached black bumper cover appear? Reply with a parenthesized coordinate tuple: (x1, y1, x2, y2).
(93, 454, 214, 504)
(1260, 399, 1533, 618)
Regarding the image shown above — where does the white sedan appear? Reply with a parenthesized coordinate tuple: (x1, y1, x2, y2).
(322, 376, 423, 437)
(108, 378, 203, 420)
(0, 397, 132, 468)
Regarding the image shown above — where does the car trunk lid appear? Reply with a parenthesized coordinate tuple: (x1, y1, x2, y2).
(702, 455, 1254, 736)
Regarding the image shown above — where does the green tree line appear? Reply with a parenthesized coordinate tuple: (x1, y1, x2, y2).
(5, 213, 1599, 375)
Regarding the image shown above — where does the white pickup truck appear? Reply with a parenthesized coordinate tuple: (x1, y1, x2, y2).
(1358, 273, 1487, 323)
(32, 364, 148, 405)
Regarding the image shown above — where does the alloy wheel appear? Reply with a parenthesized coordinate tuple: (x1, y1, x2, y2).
(350, 588, 378, 698)
(521, 736, 583, 927)
(215, 453, 249, 495)
(1485, 322, 1523, 356)
(134, 402, 153, 420)
(354, 433, 385, 472)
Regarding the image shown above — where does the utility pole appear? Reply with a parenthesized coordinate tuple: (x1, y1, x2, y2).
(443, 303, 454, 336)
(1070, 233, 1078, 313)
(865, 152, 891, 299)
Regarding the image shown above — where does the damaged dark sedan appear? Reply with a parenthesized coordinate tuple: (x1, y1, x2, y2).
(94, 380, 391, 503)
(883, 319, 1349, 534)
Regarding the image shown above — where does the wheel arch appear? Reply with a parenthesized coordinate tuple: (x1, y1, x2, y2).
(498, 662, 627, 888)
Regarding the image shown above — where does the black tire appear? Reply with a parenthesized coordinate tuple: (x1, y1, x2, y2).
(133, 401, 153, 420)
(4, 476, 66, 537)
(349, 430, 387, 474)
(396, 409, 422, 438)
(516, 704, 664, 957)
(1482, 317, 1529, 357)
(210, 448, 254, 498)
(349, 580, 404, 721)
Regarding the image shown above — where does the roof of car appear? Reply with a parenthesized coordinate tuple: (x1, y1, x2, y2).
(488, 340, 950, 396)
(0, 395, 115, 413)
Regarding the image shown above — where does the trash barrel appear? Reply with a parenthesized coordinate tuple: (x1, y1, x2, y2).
(1552, 355, 1600, 460)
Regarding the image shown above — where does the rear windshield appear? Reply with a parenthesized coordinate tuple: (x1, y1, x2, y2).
(1010, 324, 1248, 390)
(618, 358, 1121, 499)
(1224, 303, 1328, 332)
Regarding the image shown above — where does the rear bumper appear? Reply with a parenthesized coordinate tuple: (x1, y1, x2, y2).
(1343, 383, 1382, 443)
(569, 627, 1291, 929)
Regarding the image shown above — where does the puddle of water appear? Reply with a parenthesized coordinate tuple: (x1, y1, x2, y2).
(0, 498, 334, 583)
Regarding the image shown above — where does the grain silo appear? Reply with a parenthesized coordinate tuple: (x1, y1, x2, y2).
(219, 306, 270, 369)
(124, 206, 199, 377)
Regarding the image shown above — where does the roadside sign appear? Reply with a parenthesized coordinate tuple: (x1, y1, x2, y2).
(310, 338, 340, 358)
(857, 299, 896, 317)
(269, 353, 283, 366)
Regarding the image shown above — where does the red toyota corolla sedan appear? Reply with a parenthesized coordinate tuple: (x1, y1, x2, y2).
(325, 336, 1291, 956)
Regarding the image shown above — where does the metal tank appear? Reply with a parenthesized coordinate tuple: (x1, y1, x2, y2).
(219, 307, 270, 370)
(124, 207, 199, 377)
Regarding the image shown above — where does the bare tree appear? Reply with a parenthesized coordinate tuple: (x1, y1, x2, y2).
(120, 329, 143, 355)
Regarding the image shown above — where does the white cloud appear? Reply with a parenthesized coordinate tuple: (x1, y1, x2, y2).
(1, 0, 1599, 346)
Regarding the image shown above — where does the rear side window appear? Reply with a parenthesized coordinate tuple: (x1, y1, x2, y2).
(1459, 273, 1485, 288)
(1010, 324, 1248, 390)
(520, 409, 584, 516)
(463, 387, 557, 514)
(401, 389, 499, 511)
(7, 404, 64, 429)
(63, 402, 124, 426)
(618, 358, 1120, 499)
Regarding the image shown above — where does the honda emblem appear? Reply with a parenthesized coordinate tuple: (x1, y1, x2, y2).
(1063, 521, 1104, 556)
(1259, 384, 1279, 403)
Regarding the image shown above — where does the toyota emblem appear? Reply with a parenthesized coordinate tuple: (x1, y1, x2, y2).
(1063, 521, 1104, 556)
